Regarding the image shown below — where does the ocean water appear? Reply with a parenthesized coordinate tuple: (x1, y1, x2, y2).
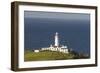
(24, 11, 90, 55)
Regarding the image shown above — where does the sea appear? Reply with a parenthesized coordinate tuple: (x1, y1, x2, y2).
(24, 11, 90, 55)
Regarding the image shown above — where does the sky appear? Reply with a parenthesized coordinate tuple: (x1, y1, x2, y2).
(24, 11, 90, 21)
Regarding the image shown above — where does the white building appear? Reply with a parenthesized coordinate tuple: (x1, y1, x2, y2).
(41, 32, 69, 53)
(34, 50, 39, 53)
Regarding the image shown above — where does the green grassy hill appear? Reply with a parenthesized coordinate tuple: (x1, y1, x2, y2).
(24, 50, 89, 61)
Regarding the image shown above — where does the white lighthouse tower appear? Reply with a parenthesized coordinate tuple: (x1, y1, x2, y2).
(41, 32, 69, 53)
(54, 32, 59, 47)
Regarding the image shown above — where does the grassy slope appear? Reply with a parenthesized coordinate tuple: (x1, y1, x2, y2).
(24, 50, 75, 61)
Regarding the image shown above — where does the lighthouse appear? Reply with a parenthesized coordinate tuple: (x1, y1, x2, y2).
(40, 32, 69, 53)
(54, 32, 59, 47)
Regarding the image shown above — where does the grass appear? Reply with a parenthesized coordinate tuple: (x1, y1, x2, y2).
(24, 50, 75, 61)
